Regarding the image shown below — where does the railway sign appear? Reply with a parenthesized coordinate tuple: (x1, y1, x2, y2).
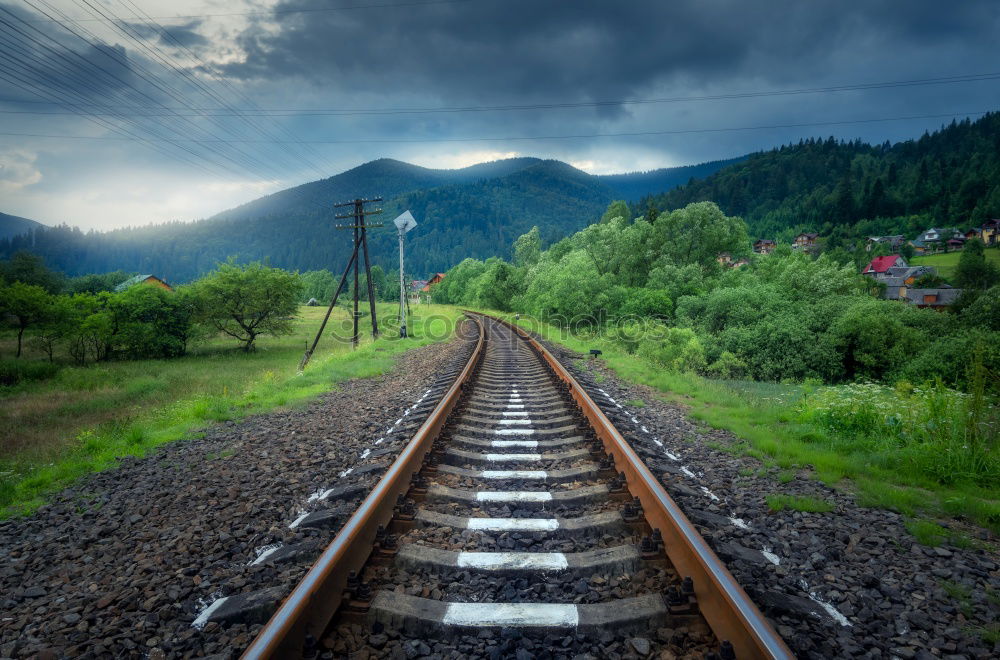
(394, 210, 417, 233)
(395, 211, 417, 338)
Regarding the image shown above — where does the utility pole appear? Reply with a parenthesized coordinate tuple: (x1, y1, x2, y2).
(336, 198, 383, 347)
(393, 211, 417, 338)
(298, 197, 383, 371)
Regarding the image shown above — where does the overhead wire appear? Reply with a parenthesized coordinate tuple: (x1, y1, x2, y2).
(8, 0, 296, 177)
(112, 0, 331, 178)
(0, 9, 243, 178)
(0, 3, 278, 179)
(57, 0, 308, 178)
(1, 71, 998, 117)
(1, 110, 990, 144)
(20, 0, 483, 24)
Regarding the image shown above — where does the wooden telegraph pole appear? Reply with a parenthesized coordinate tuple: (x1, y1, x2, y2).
(336, 198, 382, 346)
(298, 197, 383, 371)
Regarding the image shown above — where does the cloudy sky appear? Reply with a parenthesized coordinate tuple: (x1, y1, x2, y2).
(1, 0, 997, 230)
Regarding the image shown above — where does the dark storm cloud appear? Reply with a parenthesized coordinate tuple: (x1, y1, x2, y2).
(0, 3, 138, 103)
(224, 0, 1000, 105)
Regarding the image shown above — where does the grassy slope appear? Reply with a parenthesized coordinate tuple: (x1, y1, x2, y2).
(910, 246, 1000, 278)
(475, 309, 999, 538)
(0, 303, 462, 516)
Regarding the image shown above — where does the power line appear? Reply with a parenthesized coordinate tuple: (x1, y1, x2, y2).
(2, 71, 998, 117)
(1, 110, 990, 144)
(113, 0, 332, 177)
(20, 0, 482, 24)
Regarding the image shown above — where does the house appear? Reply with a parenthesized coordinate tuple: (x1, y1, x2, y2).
(113, 274, 173, 293)
(731, 258, 750, 268)
(865, 235, 906, 252)
(792, 233, 818, 250)
(916, 227, 963, 246)
(947, 238, 966, 250)
(862, 255, 908, 277)
(408, 280, 428, 304)
(980, 219, 1000, 246)
(421, 272, 446, 292)
(753, 239, 777, 254)
(904, 286, 962, 309)
(964, 228, 981, 241)
(880, 266, 936, 300)
(716, 252, 733, 266)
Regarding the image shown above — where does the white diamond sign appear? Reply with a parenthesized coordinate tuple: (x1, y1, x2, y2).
(394, 210, 417, 233)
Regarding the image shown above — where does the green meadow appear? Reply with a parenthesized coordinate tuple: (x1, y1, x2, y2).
(0, 303, 461, 517)
(911, 245, 1000, 279)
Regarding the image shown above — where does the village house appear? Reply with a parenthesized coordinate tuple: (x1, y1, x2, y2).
(964, 227, 981, 241)
(980, 219, 1000, 246)
(409, 279, 428, 303)
(905, 286, 962, 308)
(792, 232, 818, 250)
(879, 266, 936, 300)
(865, 235, 906, 252)
(753, 239, 777, 254)
(861, 254, 907, 277)
(113, 274, 173, 292)
(861, 255, 959, 308)
(421, 272, 446, 292)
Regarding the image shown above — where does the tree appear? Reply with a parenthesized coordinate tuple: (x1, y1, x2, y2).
(0, 251, 64, 293)
(512, 226, 542, 268)
(0, 282, 52, 357)
(112, 286, 197, 359)
(29, 295, 78, 361)
(962, 285, 1000, 330)
(600, 200, 630, 224)
(193, 261, 303, 352)
(954, 239, 1000, 290)
(652, 202, 750, 271)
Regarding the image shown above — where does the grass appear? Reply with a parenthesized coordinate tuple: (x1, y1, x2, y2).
(0, 303, 463, 517)
(766, 493, 835, 513)
(910, 245, 1000, 279)
(625, 398, 646, 408)
(475, 308, 1000, 536)
(904, 518, 977, 548)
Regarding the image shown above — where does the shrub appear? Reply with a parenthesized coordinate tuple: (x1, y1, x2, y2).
(706, 351, 748, 380)
(0, 359, 61, 386)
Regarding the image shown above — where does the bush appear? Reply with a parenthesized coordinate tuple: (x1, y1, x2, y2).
(637, 327, 706, 373)
(0, 359, 61, 386)
(706, 351, 748, 380)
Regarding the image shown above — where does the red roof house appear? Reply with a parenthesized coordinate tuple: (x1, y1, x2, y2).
(862, 255, 907, 276)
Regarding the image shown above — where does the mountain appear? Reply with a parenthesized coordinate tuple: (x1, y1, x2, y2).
(0, 212, 45, 241)
(641, 113, 1000, 245)
(598, 156, 746, 202)
(0, 156, 735, 281)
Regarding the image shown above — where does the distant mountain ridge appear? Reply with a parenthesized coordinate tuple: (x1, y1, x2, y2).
(0, 212, 45, 241)
(0, 156, 740, 281)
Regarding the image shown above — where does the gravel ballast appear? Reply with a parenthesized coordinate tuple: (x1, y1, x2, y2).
(0, 328, 475, 659)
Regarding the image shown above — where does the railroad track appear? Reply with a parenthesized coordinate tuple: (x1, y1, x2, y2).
(242, 313, 793, 659)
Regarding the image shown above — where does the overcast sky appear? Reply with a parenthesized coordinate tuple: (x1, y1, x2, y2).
(1, 0, 998, 230)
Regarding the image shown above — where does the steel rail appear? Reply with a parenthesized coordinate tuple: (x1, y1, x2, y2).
(475, 312, 794, 660)
(241, 314, 486, 658)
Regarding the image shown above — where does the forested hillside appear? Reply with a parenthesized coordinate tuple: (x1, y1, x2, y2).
(640, 113, 1000, 244)
(0, 213, 44, 241)
(0, 157, 735, 282)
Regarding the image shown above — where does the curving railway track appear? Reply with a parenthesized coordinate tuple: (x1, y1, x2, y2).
(241, 312, 793, 659)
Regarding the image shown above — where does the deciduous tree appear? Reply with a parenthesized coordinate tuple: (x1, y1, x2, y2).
(193, 261, 303, 352)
